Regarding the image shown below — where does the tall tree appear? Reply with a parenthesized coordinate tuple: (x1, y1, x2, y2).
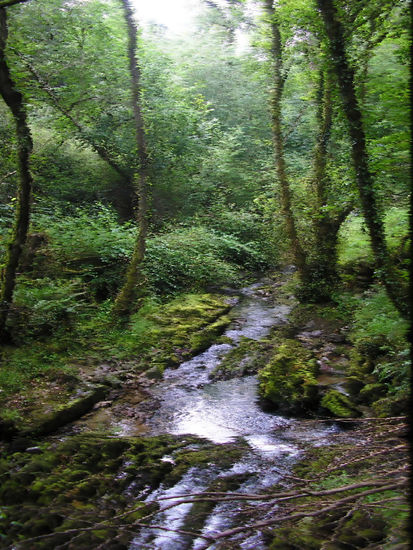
(264, 0, 307, 275)
(302, 66, 353, 300)
(112, 0, 149, 317)
(316, 0, 408, 318)
(0, 6, 33, 342)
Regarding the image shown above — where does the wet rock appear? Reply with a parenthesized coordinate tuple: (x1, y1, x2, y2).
(258, 339, 320, 415)
(328, 333, 347, 343)
(25, 446, 42, 454)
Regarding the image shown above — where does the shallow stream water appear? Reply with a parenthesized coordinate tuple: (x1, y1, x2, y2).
(129, 282, 341, 549)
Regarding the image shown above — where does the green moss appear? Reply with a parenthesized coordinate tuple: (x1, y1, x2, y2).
(258, 339, 319, 415)
(189, 315, 231, 353)
(211, 337, 270, 380)
(371, 393, 410, 417)
(0, 433, 212, 548)
(359, 382, 386, 403)
(320, 390, 360, 417)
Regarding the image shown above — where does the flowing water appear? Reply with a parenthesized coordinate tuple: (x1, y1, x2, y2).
(130, 282, 341, 549)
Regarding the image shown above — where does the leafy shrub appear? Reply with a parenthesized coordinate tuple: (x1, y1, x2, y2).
(350, 286, 408, 351)
(35, 202, 135, 264)
(347, 286, 410, 409)
(9, 277, 87, 340)
(33, 203, 135, 298)
(33, 204, 270, 298)
(144, 226, 267, 295)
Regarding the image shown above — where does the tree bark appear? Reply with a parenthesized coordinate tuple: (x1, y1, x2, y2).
(316, 0, 407, 318)
(264, 0, 307, 274)
(112, 0, 149, 317)
(0, 7, 33, 342)
(304, 68, 341, 299)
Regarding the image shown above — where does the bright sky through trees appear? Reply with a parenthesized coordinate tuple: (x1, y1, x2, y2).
(133, 0, 202, 34)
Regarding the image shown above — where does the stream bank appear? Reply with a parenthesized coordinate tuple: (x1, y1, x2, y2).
(0, 273, 409, 549)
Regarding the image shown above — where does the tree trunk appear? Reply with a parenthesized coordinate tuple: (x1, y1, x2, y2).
(264, 0, 307, 274)
(0, 7, 33, 342)
(304, 68, 338, 299)
(316, 0, 408, 318)
(112, 0, 149, 318)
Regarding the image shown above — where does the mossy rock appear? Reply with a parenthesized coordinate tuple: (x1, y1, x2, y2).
(210, 337, 270, 380)
(0, 433, 229, 549)
(320, 390, 361, 418)
(189, 316, 231, 354)
(371, 393, 409, 417)
(359, 382, 386, 403)
(258, 339, 319, 415)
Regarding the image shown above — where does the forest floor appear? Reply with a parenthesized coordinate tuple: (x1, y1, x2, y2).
(0, 271, 410, 549)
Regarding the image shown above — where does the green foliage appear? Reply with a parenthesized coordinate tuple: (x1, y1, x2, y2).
(320, 390, 360, 418)
(30, 204, 270, 300)
(10, 277, 87, 340)
(31, 127, 119, 204)
(346, 285, 410, 413)
(33, 203, 135, 298)
(337, 206, 409, 268)
(144, 225, 269, 295)
(350, 286, 408, 351)
(35, 203, 135, 265)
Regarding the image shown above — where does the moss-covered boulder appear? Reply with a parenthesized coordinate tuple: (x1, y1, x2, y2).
(258, 339, 319, 415)
(0, 433, 244, 549)
(320, 390, 361, 418)
(210, 336, 271, 380)
(189, 315, 231, 354)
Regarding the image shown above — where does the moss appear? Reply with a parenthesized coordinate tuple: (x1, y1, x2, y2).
(189, 315, 231, 353)
(371, 393, 409, 417)
(0, 433, 219, 548)
(165, 440, 246, 485)
(257, 339, 319, 415)
(359, 382, 386, 403)
(320, 390, 360, 418)
(211, 337, 270, 380)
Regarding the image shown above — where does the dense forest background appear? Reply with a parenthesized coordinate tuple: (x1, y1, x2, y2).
(0, 0, 409, 406)
(0, 0, 410, 546)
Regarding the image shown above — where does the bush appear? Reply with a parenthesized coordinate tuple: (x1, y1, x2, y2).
(9, 278, 88, 340)
(144, 226, 268, 295)
(33, 203, 135, 299)
(346, 286, 410, 410)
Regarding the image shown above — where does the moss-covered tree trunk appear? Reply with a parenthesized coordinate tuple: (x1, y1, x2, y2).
(264, 0, 307, 275)
(0, 7, 33, 342)
(112, 0, 149, 318)
(316, 0, 407, 318)
(302, 68, 350, 301)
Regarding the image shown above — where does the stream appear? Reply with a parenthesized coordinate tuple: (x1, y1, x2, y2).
(126, 281, 342, 549)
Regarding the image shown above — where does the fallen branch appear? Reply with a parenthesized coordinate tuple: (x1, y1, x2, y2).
(194, 481, 406, 550)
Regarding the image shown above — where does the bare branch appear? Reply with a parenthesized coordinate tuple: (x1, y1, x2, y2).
(0, 169, 17, 184)
(195, 481, 406, 550)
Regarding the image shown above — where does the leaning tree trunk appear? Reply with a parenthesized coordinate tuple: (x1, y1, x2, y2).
(0, 7, 33, 342)
(264, 0, 307, 275)
(316, 0, 408, 318)
(112, 0, 149, 318)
